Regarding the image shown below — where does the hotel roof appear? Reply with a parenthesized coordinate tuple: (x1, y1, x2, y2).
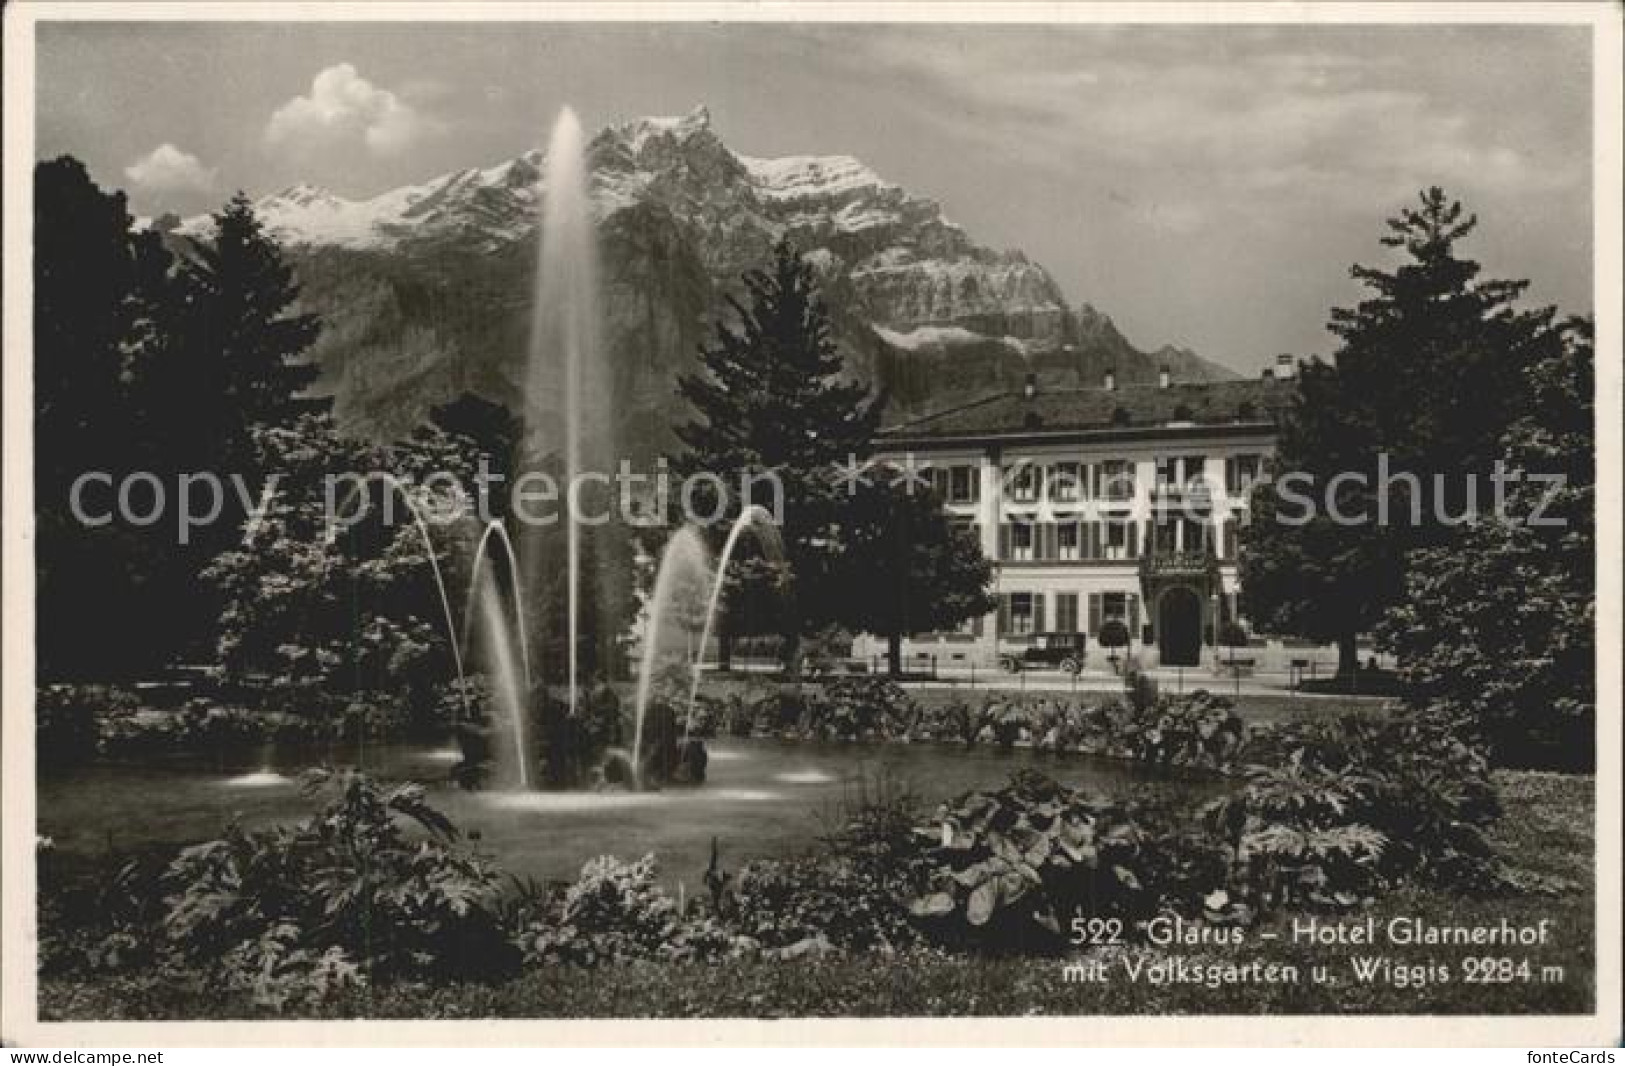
(878, 376, 1296, 444)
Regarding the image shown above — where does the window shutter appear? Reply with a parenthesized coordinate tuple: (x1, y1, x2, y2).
(996, 595, 1010, 636)
(1033, 594, 1046, 633)
(972, 612, 984, 637)
(1087, 593, 1103, 636)
(1128, 594, 1141, 635)
(1041, 523, 1056, 560)
(998, 523, 1011, 560)
(1128, 521, 1141, 559)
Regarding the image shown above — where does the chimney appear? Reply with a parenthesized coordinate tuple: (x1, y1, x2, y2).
(1158, 366, 1171, 389)
(1103, 368, 1117, 391)
(1275, 353, 1295, 379)
(1023, 372, 1037, 400)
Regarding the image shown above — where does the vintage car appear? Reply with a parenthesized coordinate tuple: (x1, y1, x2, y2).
(998, 631, 1087, 674)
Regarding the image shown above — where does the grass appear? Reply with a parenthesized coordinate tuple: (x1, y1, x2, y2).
(39, 771, 1593, 1019)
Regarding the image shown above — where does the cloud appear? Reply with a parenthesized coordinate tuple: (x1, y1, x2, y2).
(123, 143, 217, 195)
(843, 27, 1587, 211)
(264, 63, 438, 158)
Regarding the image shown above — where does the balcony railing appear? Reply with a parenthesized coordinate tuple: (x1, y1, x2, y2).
(1139, 548, 1217, 577)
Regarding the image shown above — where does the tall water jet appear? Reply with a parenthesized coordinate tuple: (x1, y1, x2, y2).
(631, 528, 712, 784)
(684, 505, 785, 740)
(474, 566, 532, 790)
(524, 107, 609, 720)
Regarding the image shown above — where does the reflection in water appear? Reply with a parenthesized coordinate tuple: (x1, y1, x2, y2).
(219, 771, 291, 789)
(478, 791, 673, 813)
(774, 770, 837, 785)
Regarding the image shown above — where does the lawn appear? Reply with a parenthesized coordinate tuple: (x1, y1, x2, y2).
(39, 770, 1592, 1019)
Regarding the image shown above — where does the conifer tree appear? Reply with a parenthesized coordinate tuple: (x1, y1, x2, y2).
(165, 192, 323, 474)
(674, 240, 883, 670)
(1241, 188, 1562, 675)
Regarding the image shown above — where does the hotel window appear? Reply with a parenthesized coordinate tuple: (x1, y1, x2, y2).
(1009, 521, 1034, 561)
(949, 465, 979, 504)
(1158, 455, 1208, 487)
(1088, 592, 1141, 637)
(1049, 461, 1082, 502)
(1099, 459, 1134, 501)
(1007, 462, 1043, 503)
(1005, 592, 1039, 636)
(1054, 593, 1079, 634)
(1056, 521, 1081, 561)
(1226, 454, 1262, 496)
(1103, 518, 1132, 560)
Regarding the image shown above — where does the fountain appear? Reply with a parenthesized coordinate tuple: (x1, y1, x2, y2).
(683, 505, 783, 740)
(338, 108, 779, 795)
(523, 106, 609, 724)
(629, 528, 712, 786)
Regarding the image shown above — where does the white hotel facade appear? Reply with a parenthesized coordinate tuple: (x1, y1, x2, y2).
(854, 357, 1297, 671)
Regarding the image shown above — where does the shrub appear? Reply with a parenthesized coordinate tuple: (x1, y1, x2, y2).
(521, 855, 753, 965)
(908, 771, 1187, 952)
(730, 856, 918, 952)
(37, 685, 115, 764)
(1106, 691, 1247, 770)
(1097, 619, 1130, 654)
(1206, 707, 1503, 905)
(160, 772, 514, 1004)
(817, 676, 916, 740)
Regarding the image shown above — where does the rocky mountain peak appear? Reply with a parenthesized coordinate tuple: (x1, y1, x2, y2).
(173, 106, 1235, 440)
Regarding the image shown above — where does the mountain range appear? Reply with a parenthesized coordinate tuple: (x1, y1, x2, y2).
(168, 105, 1235, 447)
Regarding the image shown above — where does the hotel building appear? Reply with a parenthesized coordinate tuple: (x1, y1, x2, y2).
(856, 356, 1297, 671)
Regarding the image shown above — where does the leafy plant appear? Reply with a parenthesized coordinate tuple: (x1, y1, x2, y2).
(908, 771, 1181, 951)
(520, 854, 753, 965)
(159, 771, 513, 1003)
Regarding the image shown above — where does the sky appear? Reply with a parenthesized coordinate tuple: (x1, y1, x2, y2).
(35, 21, 1594, 374)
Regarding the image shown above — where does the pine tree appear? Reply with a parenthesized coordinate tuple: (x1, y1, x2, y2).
(674, 240, 883, 670)
(1240, 188, 1561, 675)
(167, 192, 323, 473)
(1381, 318, 1594, 768)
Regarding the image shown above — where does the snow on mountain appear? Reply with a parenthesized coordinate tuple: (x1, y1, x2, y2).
(740, 153, 891, 204)
(184, 106, 960, 257)
(170, 105, 1233, 440)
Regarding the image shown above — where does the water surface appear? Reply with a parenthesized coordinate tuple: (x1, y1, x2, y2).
(39, 739, 1218, 888)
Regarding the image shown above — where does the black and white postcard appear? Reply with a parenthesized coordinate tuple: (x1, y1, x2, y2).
(2, 1, 1619, 1049)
